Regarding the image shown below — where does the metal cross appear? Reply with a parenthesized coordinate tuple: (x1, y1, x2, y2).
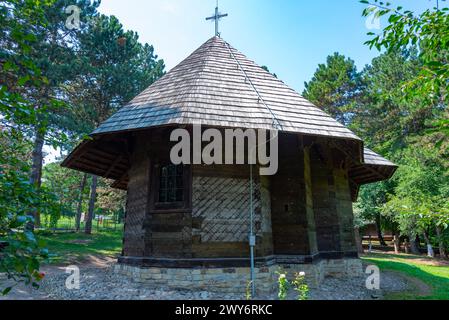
(205, 1, 228, 37)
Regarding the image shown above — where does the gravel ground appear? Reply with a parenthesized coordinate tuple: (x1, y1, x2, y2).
(39, 265, 243, 300)
(1, 263, 410, 300)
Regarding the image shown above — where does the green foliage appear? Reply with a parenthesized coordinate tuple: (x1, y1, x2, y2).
(355, 182, 391, 222)
(261, 65, 277, 78)
(245, 280, 253, 300)
(1, 0, 100, 144)
(66, 14, 165, 135)
(276, 268, 289, 300)
(0, 0, 63, 294)
(350, 49, 430, 152)
(41, 163, 84, 226)
(0, 129, 52, 294)
(292, 272, 309, 300)
(355, 3, 448, 250)
(95, 178, 126, 218)
(1, 0, 155, 294)
(383, 144, 449, 237)
(274, 269, 309, 300)
(303, 53, 363, 125)
(361, 0, 449, 136)
(0, 0, 49, 126)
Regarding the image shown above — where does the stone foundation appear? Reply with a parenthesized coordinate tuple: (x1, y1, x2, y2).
(114, 258, 363, 295)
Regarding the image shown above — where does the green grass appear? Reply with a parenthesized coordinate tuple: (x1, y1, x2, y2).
(37, 228, 123, 265)
(40, 216, 77, 230)
(362, 252, 449, 300)
(40, 215, 120, 231)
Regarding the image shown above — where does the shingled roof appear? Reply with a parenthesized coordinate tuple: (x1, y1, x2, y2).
(92, 37, 360, 141)
(62, 36, 397, 200)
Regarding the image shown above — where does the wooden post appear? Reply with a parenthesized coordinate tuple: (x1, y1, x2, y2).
(354, 226, 364, 254)
(393, 234, 400, 254)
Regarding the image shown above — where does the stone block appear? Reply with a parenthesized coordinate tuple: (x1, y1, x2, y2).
(113, 258, 364, 294)
(223, 268, 236, 273)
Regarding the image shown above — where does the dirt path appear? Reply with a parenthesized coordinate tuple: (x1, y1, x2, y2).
(0, 255, 115, 300)
(386, 270, 432, 297)
(367, 250, 449, 267)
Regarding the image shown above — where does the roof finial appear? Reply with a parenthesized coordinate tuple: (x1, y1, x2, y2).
(205, 0, 228, 37)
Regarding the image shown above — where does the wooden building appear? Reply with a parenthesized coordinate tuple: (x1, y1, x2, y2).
(62, 37, 397, 293)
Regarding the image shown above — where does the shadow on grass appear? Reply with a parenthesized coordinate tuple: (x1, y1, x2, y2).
(366, 251, 446, 263)
(37, 229, 123, 265)
(362, 254, 449, 300)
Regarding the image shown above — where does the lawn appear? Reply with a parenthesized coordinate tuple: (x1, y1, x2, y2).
(362, 252, 449, 300)
(38, 228, 124, 265)
(40, 215, 121, 232)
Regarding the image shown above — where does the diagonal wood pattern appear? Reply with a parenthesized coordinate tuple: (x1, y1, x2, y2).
(192, 176, 261, 242)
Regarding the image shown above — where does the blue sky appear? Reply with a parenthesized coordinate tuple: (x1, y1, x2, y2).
(98, 0, 437, 93)
(44, 0, 439, 162)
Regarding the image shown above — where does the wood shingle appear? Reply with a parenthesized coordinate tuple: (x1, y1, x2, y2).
(93, 37, 361, 141)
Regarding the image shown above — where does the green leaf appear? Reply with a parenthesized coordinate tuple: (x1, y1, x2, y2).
(2, 287, 12, 296)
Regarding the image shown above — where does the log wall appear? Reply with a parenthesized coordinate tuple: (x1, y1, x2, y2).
(310, 138, 357, 256)
(123, 134, 151, 257)
(270, 134, 317, 256)
(122, 128, 356, 262)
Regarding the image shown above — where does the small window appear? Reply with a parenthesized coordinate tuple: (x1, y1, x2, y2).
(158, 164, 184, 203)
(150, 162, 191, 213)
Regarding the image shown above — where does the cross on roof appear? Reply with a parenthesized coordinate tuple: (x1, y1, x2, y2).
(205, 1, 228, 37)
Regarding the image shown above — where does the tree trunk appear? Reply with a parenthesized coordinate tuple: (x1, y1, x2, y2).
(75, 173, 87, 232)
(393, 234, 400, 254)
(435, 227, 447, 259)
(404, 239, 409, 254)
(354, 226, 364, 254)
(28, 127, 45, 229)
(422, 232, 434, 258)
(409, 235, 420, 254)
(84, 175, 98, 235)
(375, 213, 387, 246)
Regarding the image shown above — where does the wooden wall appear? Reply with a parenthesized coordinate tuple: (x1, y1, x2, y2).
(259, 175, 274, 257)
(123, 128, 272, 260)
(310, 138, 357, 255)
(304, 146, 318, 256)
(270, 134, 317, 256)
(123, 128, 193, 258)
(190, 164, 273, 258)
(334, 167, 357, 253)
(122, 127, 356, 261)
(122, 133, 151, 257)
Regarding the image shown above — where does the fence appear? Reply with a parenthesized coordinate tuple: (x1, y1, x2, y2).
(40, 214, 122, 233)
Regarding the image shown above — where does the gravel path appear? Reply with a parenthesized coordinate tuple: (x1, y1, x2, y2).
(0, 262, 411, 300)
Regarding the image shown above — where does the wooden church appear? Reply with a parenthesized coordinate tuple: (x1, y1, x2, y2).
(62, 36, 397, 294)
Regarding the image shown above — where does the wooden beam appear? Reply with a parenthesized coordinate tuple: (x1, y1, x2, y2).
(104, 155, 123, 178)
(88, 148, 118, 161)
